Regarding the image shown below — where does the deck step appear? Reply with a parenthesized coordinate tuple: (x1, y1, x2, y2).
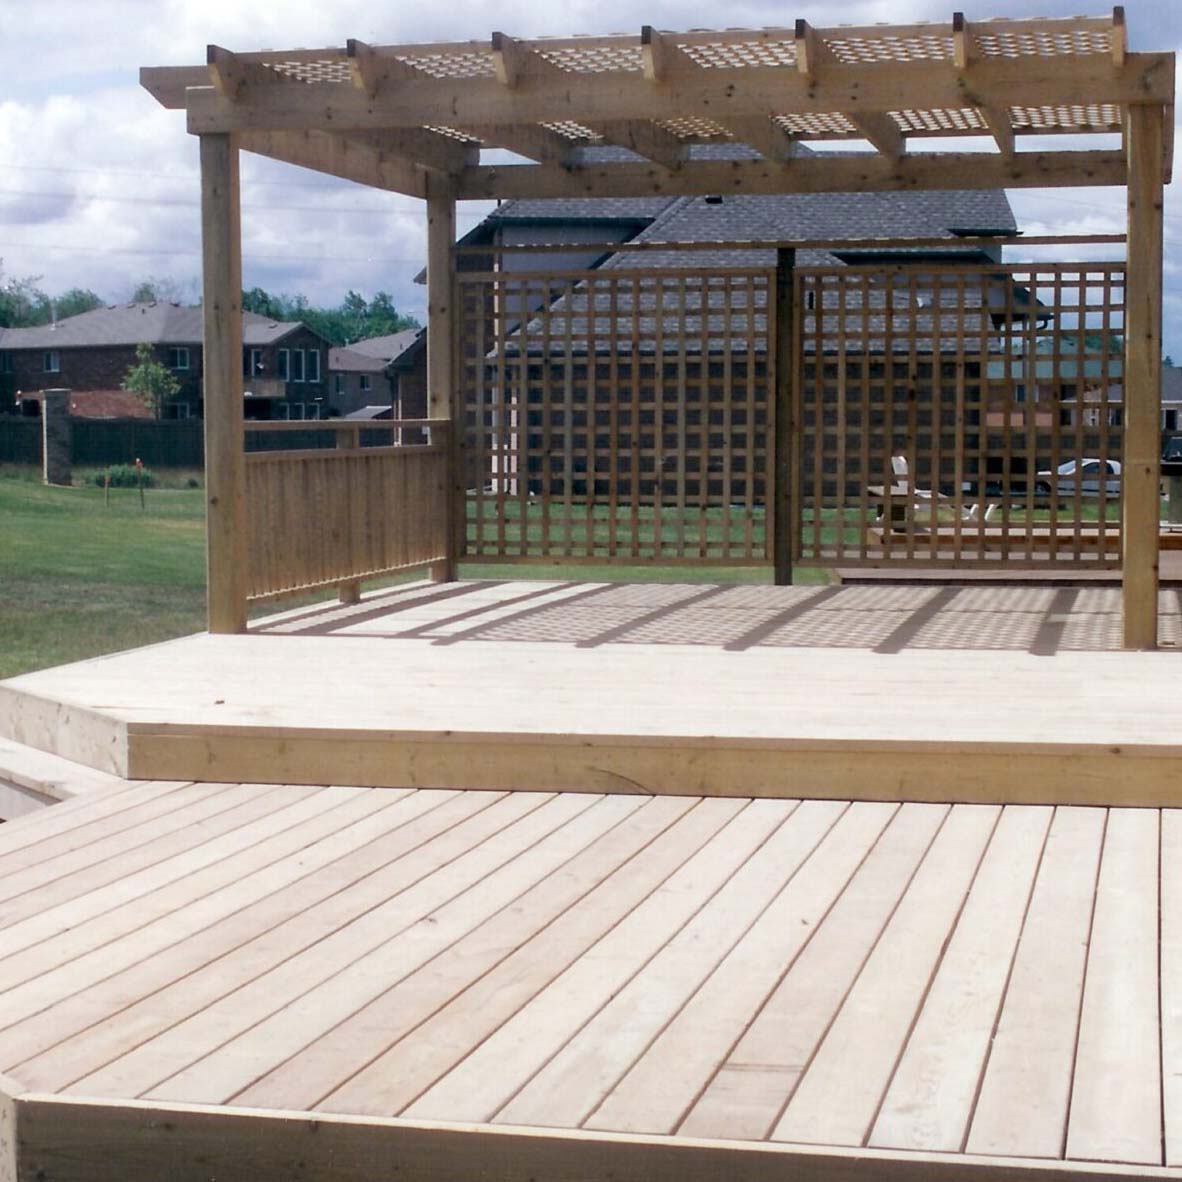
(0, 737, 125, 821)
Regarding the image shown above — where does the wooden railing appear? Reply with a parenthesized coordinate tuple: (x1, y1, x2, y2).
(243, 419, 450, 603)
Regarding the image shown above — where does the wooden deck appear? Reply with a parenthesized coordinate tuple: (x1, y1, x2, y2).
(2, 580, 1181, 806)
(1, 775, 1180, 1180)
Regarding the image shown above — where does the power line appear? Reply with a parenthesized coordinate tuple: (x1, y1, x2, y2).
(0, 187, 442, 217)
(0, 240, 427, 265)
(0, 162, 491, 218)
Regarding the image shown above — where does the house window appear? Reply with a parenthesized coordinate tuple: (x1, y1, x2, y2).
(306, 403, 321, 421)
(166, 347, 190, 371)
(169, 402, 192, 420)
(43, 351, 60, 373)
(288, 401, 305, 420)
(277, 349, 290, 380)
(307, 349, 320, 383)
(250, 348, 264, 375)
(360, 374, 372, 393)
(334, 373, 344, 396)
(1165, 409, 1178, 431)
(291, 349, 306, 383)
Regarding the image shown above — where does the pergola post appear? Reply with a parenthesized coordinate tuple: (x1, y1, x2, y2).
(773, 249, 796, 585)
(199, 132, 248, 634)
(427, 191, 458, 582)
(1122, 104, 1165, 649)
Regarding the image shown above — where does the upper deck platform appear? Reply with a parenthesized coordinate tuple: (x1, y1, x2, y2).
(2, 579, 1181, 807)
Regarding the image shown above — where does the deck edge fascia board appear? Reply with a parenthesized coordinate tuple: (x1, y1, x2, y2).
(11, 1094, 1181, 1182)
(124, 731, 1182, 809)
(0, 685, 129, 779)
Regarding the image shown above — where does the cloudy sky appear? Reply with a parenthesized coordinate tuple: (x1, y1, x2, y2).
(1, 0, 1180, 351)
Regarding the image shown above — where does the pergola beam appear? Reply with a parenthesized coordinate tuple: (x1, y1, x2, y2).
(490, 31, 686, 171)
(347, 38, 422, 95)
(206, 45, 292, 101)
(722, 117, 797, 163)
(342, 129, 478, 176)
(469, 123, 582, 167)
(236, 128, 430, 196)
(952, 14, 1016, 155)
(184, 54, 1175, 137)
(454, 149, 1128, 201)
(593, 120, 687, 170)
(794, 20, 904, 159)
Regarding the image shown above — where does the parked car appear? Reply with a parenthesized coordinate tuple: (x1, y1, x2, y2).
(1034, 458, 1121, 496)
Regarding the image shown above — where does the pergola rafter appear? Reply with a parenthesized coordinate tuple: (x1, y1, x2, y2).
(141, 8, 1173, 648)
(143, 9, 1173, 198)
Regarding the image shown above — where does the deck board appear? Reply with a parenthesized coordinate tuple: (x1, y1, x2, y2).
(1067, 808, 1162, 1165)
(3, 581, 1182, 806)
(2, 580, 1182, 1180)
(0, 780, 1177, 1180)
(965, 807, 1107, 1159)
(870, 805, 1051, 1152)
(771, 804, 999, 1147)
(679, 801, 946, 1142)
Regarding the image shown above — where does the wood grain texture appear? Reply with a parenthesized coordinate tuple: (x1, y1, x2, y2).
(870, 806, 1052, 1152)
(772, 805, 999, 1147)
(966, 807, 1106, 1159)
(1161, 810, 1182, 1165)
(17, 1094, 1182, 1182)
(1066, 808, 1161, 1165)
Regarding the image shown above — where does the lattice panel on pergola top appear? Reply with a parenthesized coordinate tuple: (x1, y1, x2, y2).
(141, 9, 1172, 200)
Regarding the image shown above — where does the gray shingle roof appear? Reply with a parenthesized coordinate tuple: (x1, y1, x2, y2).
(605, 189, 1017, 271)
(328, 345, 389, 374)
(0, 303, 310, 349)
(344, 329, 421, 363)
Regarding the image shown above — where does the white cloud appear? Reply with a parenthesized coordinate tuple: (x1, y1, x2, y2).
(1, 0, 1180, 349)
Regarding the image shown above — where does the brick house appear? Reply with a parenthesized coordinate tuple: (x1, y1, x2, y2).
(329, 329, 425, 420)
(326, 346, 393, 418)
(0, 302, 332, 420)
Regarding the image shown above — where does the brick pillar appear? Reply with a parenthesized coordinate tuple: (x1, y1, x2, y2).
(41, 389, 72, 486)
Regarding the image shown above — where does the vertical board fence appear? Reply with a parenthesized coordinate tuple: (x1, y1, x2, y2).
(244, 421, 450, 601)
(0, 417, 206, 467)
(795, 262, 1126, 568)
(457, 266, 773, 565)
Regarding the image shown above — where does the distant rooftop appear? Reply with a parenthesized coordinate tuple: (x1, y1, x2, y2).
(0, 303, 314, 350)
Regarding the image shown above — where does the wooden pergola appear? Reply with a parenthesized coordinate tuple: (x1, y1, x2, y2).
(141, 9, 1175, 646)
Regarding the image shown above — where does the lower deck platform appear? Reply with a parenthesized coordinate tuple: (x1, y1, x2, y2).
(1, 777, 1180, 1180)
(2, 580, 1181, 807)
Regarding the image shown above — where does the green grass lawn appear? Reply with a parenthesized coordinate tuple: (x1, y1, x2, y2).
(0, 475, 208, 680)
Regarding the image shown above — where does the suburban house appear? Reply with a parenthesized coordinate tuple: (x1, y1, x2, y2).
(0, 302, 333, 420)
(13, 388, 154, 420)
(327, 345, 393, 418)
(329, 328, 425, 420)
(440, 186, 1044, 506)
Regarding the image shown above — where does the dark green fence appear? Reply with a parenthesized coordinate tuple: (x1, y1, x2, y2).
(0, 418, 39, 463)
(0, 417, 205, 467)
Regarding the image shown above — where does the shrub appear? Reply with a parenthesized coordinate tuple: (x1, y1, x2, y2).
(93, 464, 157, 489)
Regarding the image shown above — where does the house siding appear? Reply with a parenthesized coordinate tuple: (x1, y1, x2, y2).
(3, 327, 331, 419)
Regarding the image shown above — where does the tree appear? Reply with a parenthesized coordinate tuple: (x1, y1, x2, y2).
(0, 264, 51, 327)
(123, 343, 180, 419)
(128, 276, 192, 305)
(238, 286, 419, 345)
(53, 288, 104, 319)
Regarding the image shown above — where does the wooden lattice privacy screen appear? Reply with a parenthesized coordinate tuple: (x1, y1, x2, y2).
(457, 258, 1125, 571)
(458, 266, 773, 564)
(795, 262, 1126, 569)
